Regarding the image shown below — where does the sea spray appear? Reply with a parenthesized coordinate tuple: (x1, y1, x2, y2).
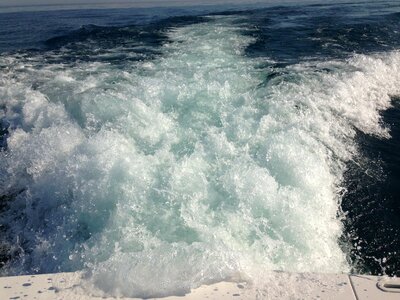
(0, 14, 399, 297)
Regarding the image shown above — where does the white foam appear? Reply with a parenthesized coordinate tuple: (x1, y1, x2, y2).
(1, 15, 400, 297)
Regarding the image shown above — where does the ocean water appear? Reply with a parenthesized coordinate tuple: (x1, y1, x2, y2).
(0, 0, 400, 297)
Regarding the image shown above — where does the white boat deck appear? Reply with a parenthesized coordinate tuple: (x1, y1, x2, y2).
(1, 271, 399, 299)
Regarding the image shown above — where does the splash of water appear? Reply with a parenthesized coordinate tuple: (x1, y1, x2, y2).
(0, 15, 399, 297)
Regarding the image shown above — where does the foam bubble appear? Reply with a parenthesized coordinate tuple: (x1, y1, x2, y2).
(1, 15, 400, 297)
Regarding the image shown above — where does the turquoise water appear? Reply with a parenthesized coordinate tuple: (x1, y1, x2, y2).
(1, 1, 400, 297)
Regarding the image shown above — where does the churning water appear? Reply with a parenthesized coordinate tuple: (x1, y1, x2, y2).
(1, 0, 400, 297)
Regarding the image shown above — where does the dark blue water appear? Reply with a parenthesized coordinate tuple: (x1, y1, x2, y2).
(1, 0, 400, 297)
(342, 97, 400, 276)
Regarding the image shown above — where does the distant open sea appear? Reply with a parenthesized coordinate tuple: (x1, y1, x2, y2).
(1, 0, 400, 297)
